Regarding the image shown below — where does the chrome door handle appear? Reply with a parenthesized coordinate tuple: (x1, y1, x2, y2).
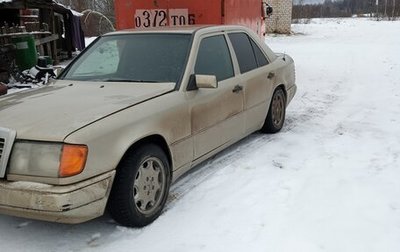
(232, 85, 243, 93)
(267, 72, 275, 79)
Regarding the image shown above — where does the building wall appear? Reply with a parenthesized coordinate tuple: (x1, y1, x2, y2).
(265, 0, 292, 34)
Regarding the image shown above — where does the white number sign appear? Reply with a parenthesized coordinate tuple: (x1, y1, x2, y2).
(134, 9, 195, 28)
(134, 9, 168, 28)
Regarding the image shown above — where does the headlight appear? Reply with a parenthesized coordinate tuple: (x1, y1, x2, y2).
(8, 141, 88, 178)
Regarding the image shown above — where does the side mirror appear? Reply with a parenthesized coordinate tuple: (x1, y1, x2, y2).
(196, 74, 218, 89)
(187, 74, 218, 90)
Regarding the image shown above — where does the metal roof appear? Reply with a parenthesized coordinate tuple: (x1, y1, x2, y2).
(0, 0, 53, 9)
(105, 25, 251, 36)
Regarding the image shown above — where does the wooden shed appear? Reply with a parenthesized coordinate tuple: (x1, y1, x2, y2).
(0, 0, 84, 76)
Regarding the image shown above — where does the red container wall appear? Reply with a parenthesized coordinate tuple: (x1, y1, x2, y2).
(114, 0, 264, 37)
(115, 0, 222, 30)
(223, 0, 265, 37)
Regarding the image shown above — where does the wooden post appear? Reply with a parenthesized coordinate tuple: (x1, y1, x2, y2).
(49, 8, 58, 64)
(64, 13, 73, 59)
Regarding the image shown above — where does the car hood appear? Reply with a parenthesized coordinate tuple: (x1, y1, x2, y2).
(0, 80, 175, 141)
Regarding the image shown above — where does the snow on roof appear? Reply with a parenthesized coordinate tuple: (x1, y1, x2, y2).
(53, 2, 83, 17)
(0, 0, 83, 17)
(69, 8, 83, 17)
(0, 0, 82, 17)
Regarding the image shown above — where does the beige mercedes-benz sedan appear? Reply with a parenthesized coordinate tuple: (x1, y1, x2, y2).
(0, 25, 296, 227)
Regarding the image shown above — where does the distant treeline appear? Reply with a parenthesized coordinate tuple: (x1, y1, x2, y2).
(293, 0, 399, 20)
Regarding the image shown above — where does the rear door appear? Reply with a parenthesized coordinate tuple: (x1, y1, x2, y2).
(228, 32, 275, 133)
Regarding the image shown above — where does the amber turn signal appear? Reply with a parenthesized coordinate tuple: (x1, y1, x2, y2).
(59, 144, 88, 177)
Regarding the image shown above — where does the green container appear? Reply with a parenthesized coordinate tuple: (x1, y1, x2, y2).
(12, 35, 38, 71)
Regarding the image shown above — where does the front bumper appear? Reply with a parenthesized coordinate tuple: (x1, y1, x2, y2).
(0, 171, 115, 224)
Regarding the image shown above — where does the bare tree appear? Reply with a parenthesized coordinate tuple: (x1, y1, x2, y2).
(293, 0, 399, 19)
(54, 0, 115, 35)
(55, 0, 115, 21)
(392, 0, 396, 19)
(384, 0, 388, 16)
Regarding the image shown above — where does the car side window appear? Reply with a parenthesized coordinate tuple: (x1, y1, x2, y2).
(228, 33, 258, 73)
(250, 39, 269, 67)
(195, 35, 234, 82)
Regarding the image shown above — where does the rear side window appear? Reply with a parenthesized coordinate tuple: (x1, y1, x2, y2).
(195, 35, 234, 81)
(250, 39, 269, 67)
(228, 33, 258, 73)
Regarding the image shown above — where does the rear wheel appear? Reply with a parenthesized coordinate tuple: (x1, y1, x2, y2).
(108, 144, 171, 227)
(261, 88, 286, 133)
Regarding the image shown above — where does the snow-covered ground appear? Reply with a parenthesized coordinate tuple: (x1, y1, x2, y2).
(1, 18, 400, 252)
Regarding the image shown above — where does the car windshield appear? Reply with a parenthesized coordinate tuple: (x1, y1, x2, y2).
(60, 33, 192, 83)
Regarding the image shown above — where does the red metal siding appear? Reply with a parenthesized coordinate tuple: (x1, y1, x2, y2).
(223, 0, 265, 37)
(114, 0, 264, 37)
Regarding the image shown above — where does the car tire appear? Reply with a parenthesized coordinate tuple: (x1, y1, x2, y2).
(108, 144, 171, 227)
(261, 88, 286, 133)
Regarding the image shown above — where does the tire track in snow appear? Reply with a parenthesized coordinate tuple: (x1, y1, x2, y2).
(166, 133, 276, 210)
(166, 80, 343, 210)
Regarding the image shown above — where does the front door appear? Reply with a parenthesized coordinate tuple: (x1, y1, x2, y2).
(189, 34, 244, 159)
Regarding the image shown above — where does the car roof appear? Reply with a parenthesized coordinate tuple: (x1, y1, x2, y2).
(105, 25, 251, 36)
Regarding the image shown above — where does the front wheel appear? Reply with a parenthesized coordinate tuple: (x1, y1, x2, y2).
(108, 144, 171, 227)
(261, 88, 286, 133)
